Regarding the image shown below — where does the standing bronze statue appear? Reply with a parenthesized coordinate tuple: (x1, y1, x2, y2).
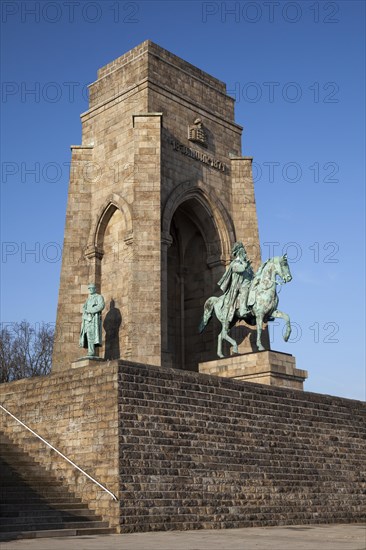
(199, 242, 293, 356)
(79, 284, 105, 357)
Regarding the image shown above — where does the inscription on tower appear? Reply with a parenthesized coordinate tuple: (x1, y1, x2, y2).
(171, 139, 227, 172)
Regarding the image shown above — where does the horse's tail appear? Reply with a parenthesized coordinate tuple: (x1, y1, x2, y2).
(198, 297, 217, 333)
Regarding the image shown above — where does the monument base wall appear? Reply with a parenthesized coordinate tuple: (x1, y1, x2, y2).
(0, 364, 120, 529)
(1, 361, 365, 533)
(118, 363, 365, 532)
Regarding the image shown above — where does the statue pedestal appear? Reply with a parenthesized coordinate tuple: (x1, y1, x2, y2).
(71, 357, 106, 369)
(199, 351, 308, 391)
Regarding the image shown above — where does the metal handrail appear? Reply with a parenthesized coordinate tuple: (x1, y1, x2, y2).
(0, 404, 118, 502)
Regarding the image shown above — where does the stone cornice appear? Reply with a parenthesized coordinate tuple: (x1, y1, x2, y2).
(81, 78, 242, 135)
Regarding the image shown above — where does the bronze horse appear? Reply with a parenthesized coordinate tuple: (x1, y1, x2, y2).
(199, 255, 292, 357)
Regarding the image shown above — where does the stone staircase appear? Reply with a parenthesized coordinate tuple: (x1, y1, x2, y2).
(0, 432, 116, 540)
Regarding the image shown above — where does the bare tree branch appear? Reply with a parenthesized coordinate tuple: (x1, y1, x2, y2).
(0, 321, 54, 382)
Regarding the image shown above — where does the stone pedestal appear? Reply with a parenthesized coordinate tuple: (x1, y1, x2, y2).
(71, 357, 106, 369)
(199, 351, 308, 390)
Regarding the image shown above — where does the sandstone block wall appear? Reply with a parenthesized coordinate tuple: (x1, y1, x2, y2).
(199, 351, 307, 390)
(53, 40, 264, 373)
(118, 363, 366, 532)
(0, 365, 120, 528)
(1, 362, 364, 532)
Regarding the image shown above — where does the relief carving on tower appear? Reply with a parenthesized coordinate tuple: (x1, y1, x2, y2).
(188, 117, 208, 147)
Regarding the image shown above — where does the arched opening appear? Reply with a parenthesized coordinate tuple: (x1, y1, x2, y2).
(98, 206, 129, 360)
(167, 198, 224, 371)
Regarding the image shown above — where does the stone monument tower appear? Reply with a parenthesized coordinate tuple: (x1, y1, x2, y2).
(4, 43, 363, 541)
(52, 41, 263, 374)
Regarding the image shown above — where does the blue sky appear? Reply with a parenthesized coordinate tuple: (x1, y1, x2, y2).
(1, 0, 365, 400)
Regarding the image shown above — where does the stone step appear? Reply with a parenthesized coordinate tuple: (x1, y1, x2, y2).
(0, 487, 83, 496)
(0, 498, 95, 514)
(0, 511, 102, 522)
(0, 459, 50, 470)
(0, 520, 110, 532)
(0, 480, 75, 488)
(0, 527, 116, 541)
(0, 452, 44, 462)
(0, 495, 85, 508)
(0, 464, 51, 476)
(0, 497, 82, 509)
(0, 488, 76, 498)
(2, 505, 97, 516)
(0, 432, 114, 539)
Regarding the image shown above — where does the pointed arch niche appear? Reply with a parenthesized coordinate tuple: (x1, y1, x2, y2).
(162, 188, 234, 371)
(86, 196, 133, 360)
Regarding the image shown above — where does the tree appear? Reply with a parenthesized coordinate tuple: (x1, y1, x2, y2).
(0, 321, 54, 383)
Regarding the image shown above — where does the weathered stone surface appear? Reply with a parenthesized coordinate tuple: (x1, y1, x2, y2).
(0, 363, 120, 529)
(1, 362, 364, 533)
(199, 351, 308, 390)
(52, 40, 263, 374)
(0, 432, 115, 538)
(117, 362, 365, 532)
(71, 357, 106, 369)
(8, 42, 363, 539)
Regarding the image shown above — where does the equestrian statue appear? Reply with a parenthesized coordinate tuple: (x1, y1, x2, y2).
(199, 242, 293, 357)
